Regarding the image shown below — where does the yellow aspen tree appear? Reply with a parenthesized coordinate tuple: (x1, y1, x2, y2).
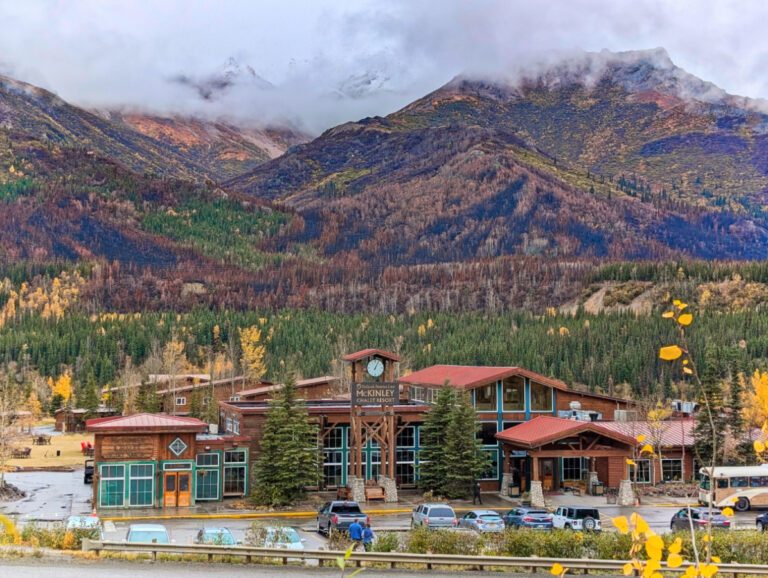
(239, 325, 267, 381)
(745, 370, 768, 429)
(52, 372, 73, 401)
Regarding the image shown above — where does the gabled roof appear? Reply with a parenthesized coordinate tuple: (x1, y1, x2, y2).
(237, 376, 341, 398)
(398, 365, 568, 391)
(495, 416, 638, 449)
(342, 348, 400, 362)
(86, 413, 208, 433)
(598, 420, 695, 448)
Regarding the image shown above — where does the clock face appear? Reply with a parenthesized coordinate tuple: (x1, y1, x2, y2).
(367, 358, 384, 378)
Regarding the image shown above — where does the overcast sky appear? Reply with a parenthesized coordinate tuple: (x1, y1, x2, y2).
(1, 0, 767, 133)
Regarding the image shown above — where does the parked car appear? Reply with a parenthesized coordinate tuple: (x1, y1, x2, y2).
(458, 510, 505, 533)
(552, 506, 601, 531)
(125, 523, 171, 544)
(194, 527, 238, 545)
(757, 512, 768, 531)
(316, 501, 369, 535)
(503, 507, 553, 530)
(263, 526, 306, 550)
(83, 459, 94, 484)
(65, 515, 102, 540)
(670, 508, 731, 531)
(411, 503, 458, 529)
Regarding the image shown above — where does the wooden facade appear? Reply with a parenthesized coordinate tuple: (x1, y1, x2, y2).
(86, 414, 250, 510)
(54, 407, 118, 432)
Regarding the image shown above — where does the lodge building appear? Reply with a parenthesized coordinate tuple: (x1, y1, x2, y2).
(88, 348, 695, 509)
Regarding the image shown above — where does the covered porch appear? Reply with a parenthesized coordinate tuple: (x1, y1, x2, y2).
(496, 416, 637, 507)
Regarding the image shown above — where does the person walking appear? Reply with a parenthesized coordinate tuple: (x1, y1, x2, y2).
(472, 480, 483, 505)
(362, 522, 375, 552)
(348, 519, 363, 550)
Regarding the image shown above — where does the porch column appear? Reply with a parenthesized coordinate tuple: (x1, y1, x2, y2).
(529, 455, 545, 508)
(500, 449, 511, 497)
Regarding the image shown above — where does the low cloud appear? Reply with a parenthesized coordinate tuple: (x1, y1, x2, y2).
(1, 0, 768, 133)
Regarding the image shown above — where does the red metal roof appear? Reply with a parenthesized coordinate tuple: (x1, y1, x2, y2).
(398, 365, 569, 391)
(598, 419, 695, 448)
(86, 413, 208, 433)
(342, 348, 401, 362)
(495, 416, 638, 448)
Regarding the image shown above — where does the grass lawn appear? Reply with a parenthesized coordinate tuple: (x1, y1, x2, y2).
(7, 433, 94, 469)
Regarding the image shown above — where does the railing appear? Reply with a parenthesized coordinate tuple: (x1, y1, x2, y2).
(81, 540, 768, 574)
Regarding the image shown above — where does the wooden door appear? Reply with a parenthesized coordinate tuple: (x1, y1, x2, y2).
(177, 472, 191, 507)
(541, 458, 555, 491)
(163, 472, 178, 508)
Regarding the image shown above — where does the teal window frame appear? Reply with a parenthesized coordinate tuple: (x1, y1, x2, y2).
(99, 464, 125, 508)
(128, 463, 155, 507)
(195, 452, 221, 501)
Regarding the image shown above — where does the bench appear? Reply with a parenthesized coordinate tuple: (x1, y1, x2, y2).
(12, 447, 31, 459)
(364, 486, 385, 501)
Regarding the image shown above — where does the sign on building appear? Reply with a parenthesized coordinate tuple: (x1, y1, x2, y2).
(351, 382, 398, 406)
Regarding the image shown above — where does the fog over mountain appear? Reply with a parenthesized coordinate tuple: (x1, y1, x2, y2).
(2, 0, 768, 133)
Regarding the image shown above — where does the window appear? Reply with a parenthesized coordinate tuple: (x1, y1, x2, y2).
(629, 459, 652, 484)
(751, 477, 768, 487)
(502, 377, 524, 411)
(225, 416, 233, 433)
(196, 453, 220, 501)
(529, 381, 553, 412)
(224, 449, 247, 464)
(562, 457, 584, 481)
(730, 476, 748, 488)
(717, 478, 729, 489)
(232, 418, 240, 435)
(368, 450, 381, 480)
(397, 426, 415, 448)
(476, 422, 498, 446)
(129, 464, 154, 506)
(502, 421, 522, 431)
(168, 437, 188, 457)
(196, 453, 220, 468)
(175, 397, 186, 406)
(396, 449, 416, 485)
(324, 426, 347, 449)
(223, 465, 246, 495)
(475, 384, 497, 411)
(410, 386, 437, 405)
(661, 459, 683, 482)
(99, 464, 125, 507)
(323, 450, 344, 487)
(229, 395, 240, 402)
(480, 449, 499, 480)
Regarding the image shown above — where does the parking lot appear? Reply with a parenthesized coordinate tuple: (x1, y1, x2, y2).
(0, 470, 761, 544)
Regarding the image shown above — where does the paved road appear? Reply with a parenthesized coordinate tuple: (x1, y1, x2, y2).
(0, 559, 489, 577)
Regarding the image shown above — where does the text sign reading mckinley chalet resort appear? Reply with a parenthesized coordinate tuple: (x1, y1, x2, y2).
(351, 382, 399, 406)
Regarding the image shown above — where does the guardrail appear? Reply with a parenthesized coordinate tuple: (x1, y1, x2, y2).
(81, 540, 768, 575)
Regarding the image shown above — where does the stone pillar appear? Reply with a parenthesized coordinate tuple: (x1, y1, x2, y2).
(588, 471, 599, 495)
(500, 472, 512, 497)
(348, 476, 366, 503)
(617, 479, 635, 506)
(530, 480, 545, 508)
(379, 476, 398, 503)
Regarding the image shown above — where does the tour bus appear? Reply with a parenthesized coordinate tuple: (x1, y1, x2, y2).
(699, 465, 768, 511)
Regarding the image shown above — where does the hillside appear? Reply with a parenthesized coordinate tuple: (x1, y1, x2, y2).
(0, 74, 307, 181)
(229, 49, 768, 265)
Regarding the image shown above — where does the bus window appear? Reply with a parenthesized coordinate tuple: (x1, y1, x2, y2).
(751, 477, 768, 487)
(716, 478, 728, 489)
(699, 477, 710, 490)
(731, 477, 748, 488)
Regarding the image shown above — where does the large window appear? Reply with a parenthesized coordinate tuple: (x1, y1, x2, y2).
(502, 377, 524, 411)
(396, 449, 416, 486)
(129, 464, 154, 506)
(397, 426, 415, 447)
(476, 422, 498, 446)
(480, 449, 499, 480)
(410, 386, 438, 405)
(562, 457, 584, 481)
(325, 426, 347, 449)
(530, 381, 553, 412)
(323, 450, 345, 487)
(475, 384, 497, 411)
(629, 459, 652, 484)
(223, 449, 248, 495)
(99, 464, 125, 507)
(196, 453, 220, 501)
(662, 459, 683, 482)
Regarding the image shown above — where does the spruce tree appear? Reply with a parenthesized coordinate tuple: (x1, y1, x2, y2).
(417, 387, 455, 496)
(694, 349, 727, 467)
(136, 380, 160, 413)
(728, 372, 752, 465)
(442, 392, 488, 498)
(79, 374, 100, 414)
(252, 381, 319, 506)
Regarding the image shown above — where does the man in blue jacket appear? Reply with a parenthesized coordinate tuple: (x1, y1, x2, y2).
(348, 519, 363, 549)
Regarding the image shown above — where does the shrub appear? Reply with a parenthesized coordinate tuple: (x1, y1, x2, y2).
(405, 526, 481, 556)
(371, 531, 399, 552)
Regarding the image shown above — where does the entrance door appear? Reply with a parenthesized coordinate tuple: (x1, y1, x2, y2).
(163, 471, 192, 507)
(541, 458, 555, 491)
